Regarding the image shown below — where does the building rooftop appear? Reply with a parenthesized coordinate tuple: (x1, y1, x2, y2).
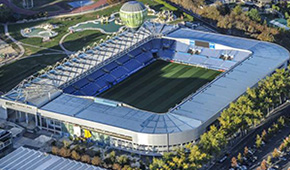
(0, 147, 104, 170)
(39, 28, 290, 135)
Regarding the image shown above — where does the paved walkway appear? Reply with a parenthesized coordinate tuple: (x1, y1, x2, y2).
(59, 32, 73, 55)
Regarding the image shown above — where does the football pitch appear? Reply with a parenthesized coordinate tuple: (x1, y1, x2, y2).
(99, 60, 221, 113)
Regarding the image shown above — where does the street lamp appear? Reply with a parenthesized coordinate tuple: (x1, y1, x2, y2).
(80, 1, 83, 13)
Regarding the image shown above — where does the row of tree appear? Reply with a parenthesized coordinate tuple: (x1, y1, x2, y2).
(230, 116, 288, 169)
(256, 116, 287, 148)
(51, 146, 144, 170)
(149, 64, 290, 169)
(257, 133, 290, 170)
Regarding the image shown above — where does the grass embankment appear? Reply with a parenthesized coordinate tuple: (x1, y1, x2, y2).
(0, 54, 66, 92)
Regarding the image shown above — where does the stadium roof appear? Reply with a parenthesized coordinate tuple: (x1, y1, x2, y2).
(120, 1, 146, 13)
(168, 28, 289, 122)
(2, 25, 289, 136)
(0, 147, 104, 170)
(39, 28, 289, 135)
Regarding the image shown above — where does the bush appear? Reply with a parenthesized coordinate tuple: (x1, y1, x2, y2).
(51, 146, 59, 155)
(81, 154, 91, 164)
(112, 163, 121, 170)
(71, 150, 81, 160)
(91, 156, 102, 166)
(59, 147, 71, 158)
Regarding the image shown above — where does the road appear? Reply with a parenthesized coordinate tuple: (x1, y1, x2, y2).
(209, 101, 290, 170)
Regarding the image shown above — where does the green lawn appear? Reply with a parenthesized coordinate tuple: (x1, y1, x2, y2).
(0, 54, 66, 92)
(0, 25, 4, 35)
(8, 3, 122, 56)
(99, 60, 220, 113)
(7, 0, 192, 56)
(63, 30, 107, 51)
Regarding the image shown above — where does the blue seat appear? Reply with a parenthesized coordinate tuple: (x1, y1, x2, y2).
(81, 83, 100, 96)
(124, 59, 142, 73)
(158, 49, 175, 59)
(129, 48, 142, 57)
(136, 52, 153, 64)
(73, 78, 89, 88)
(151, 39, 162, 50)
(102, 62, 118, 72)
(63, 86, 75, 94)
(116, 55, 130, 64)
(102, 74, 115, 83)
(87, 70, 105, 80)
(111, 67, 128, 79)
(143, 41, 153, 51)
(95, 79, 108, 89)
(73, 90, 83, 96)
(163, 39, 175, 49)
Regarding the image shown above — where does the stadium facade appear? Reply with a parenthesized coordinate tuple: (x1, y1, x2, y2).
(0, 22, 289, 155)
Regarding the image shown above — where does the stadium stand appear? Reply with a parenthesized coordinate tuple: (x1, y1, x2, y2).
(63, 37, 181, 96)
(63, 48, 157, 96)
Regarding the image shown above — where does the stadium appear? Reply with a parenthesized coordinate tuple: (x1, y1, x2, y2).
(0, 21, 289, 155)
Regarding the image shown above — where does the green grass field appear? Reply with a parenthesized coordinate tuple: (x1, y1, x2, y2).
(99, 60, 220, 113)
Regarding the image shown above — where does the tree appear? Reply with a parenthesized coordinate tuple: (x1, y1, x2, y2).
(51, 146, 59, 155)
(149, 158, 166, 169)
(278, 116, 286, 127)
(199, 125, 227, 155)
(247, 9, 261, 22)
(257, 29, 274, 42)
(189, 145, 209, 165)
(231, 157, 238, 167)
(91, 156, 102, 166)
(117, 155, 129, 166)
(279, 143, 286, 152)
(71, 150, 80, 160)
(267, 155, 271, 165)
(287, 18, 290, 28)
(285, 12, 289, 19)
(81, 154, 91, 163)
(59, 147, 71, 158)
(237, 153, 243, 163)
(261, 130, 267, 141)
(0, 4, 14, 23)
(112, 163, 121, 170)
(272, 148, 280, 158)
(256, 134, 262, 148)
(244, 146, 249, 157)
(108, 151, 116, 163)
(232, 5, 242, 16)
(260, 159, 267, 170)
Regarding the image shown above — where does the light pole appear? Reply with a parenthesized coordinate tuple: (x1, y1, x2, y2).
(80, 1, 83, 13)
(167, 130, 174, 152)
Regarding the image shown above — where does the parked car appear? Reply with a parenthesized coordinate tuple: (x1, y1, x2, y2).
(218, 156, 227, 163)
